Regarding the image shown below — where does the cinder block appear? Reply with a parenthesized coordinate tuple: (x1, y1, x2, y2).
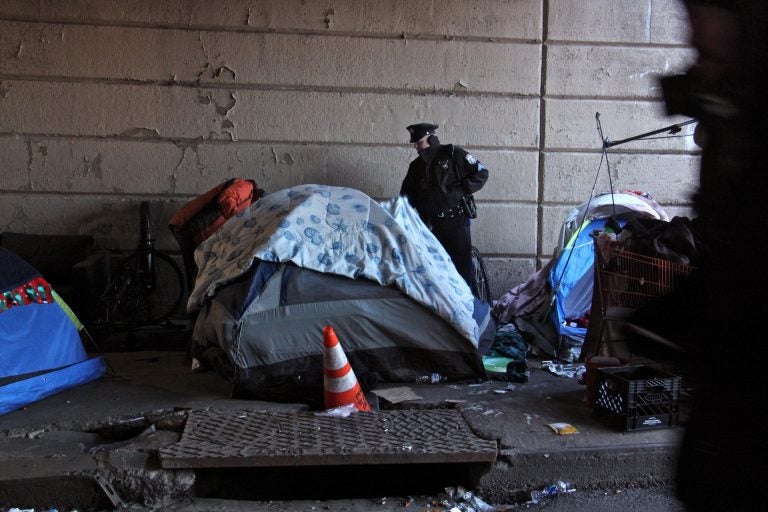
(0, 134, 538, 220)
(650, 0, 691, 45)
(481, 256, 538, 301)
(548, 0, 652, 43)
(468, 150, 538, 202)
(0, 194, 183, 252)
(0, 21, 540, 95)
(541, 204, 579, 255)
(0, 138, 184, 195)
(544, 98, 697, 151)
(0, 137, 30, 190)
(546, 45, 695, 98)
(472, 204, 537, 255)
(0, 0, 543, 40)
(542, 151, 699, 203)
(0, 81, 539, 147)
(229, 90, 540, 147)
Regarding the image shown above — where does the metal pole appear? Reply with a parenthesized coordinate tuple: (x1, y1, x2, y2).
(602, 119, 697, 148)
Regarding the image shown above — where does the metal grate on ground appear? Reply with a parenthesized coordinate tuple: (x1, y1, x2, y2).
(159, 408, 497, 469)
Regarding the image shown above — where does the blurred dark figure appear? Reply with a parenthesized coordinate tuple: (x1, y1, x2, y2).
(631, 0, 768, 509)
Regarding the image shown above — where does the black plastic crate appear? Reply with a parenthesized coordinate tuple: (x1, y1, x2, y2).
(594, 365, 681, 431)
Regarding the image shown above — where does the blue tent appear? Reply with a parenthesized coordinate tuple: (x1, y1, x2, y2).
(0, 247, 105, 415)
(548, 218, 610, 361)
(546, 192, 669, 361)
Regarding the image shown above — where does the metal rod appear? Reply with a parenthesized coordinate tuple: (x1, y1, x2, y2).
(603, 119, 697, 148)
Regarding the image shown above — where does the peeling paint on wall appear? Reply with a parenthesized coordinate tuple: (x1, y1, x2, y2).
(24, 140, 34, 191)
(171, 140, 203, 175)
(82, 154, 104, 180)
(214, 66, 236, 81)
(324, 8, 335, 29)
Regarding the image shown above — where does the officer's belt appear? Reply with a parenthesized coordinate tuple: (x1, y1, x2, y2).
(435, 202, 466, 219)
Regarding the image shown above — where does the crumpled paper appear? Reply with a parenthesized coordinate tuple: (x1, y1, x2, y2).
(541, 360, 586, 380)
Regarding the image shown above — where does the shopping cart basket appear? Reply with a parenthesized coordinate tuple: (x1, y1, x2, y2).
(584, 236, 694, 360)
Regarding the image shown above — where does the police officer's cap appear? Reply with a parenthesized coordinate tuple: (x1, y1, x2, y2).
(406, 123, 438, 143)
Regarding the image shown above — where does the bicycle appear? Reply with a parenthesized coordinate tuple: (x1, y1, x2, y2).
(471, 246, 492, 304)
(93, 201, 186, 338)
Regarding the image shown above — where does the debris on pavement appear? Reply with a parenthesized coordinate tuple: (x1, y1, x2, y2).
(547, 422, 580, 435)
(439, 485, 497, 511)
(529, 480, 575, 503)
(313, 404, 360, 417)
(372, 386, 422, 404)
(540, 360, 586, 380)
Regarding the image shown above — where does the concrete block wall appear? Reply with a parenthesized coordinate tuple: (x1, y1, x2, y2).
(0, 0, 698, 299)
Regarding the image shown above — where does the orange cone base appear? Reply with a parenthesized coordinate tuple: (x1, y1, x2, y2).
(323, 325, 372, 412)
(324, 386, 371, 412)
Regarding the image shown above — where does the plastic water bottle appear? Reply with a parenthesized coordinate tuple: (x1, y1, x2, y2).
(530, 480, 574, 503)
(415, 373, 445, 384)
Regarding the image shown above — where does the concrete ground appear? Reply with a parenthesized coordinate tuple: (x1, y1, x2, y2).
(0, 350, 687, 511)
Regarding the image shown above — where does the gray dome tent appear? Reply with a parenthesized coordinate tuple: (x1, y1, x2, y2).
(186, 185, 494, 406)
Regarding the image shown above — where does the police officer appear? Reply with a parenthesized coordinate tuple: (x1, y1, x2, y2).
(400, 123, 489, 295)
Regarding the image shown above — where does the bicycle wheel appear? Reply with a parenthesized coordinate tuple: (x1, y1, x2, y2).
(471, 246, 492, 304)
(104, 251, 186, 327)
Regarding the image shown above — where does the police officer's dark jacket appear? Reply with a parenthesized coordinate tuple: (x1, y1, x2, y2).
(400, 144, 489, 223)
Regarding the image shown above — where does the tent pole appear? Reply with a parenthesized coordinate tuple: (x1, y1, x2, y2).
(602, 119, 697, 148)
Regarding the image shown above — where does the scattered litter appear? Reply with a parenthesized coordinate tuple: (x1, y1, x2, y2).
(313, 403, 359, 417)
(483, 356, 512, 375)
(541, 360, 586, 380)
(468, 380, 491, 387)
(547, 422, 580, 435)
(8, 509, 58, 512)
(440, 485, 497, 511)
(529, 480, 575, 503)
(372, 386, 422, 404)
(415, 373, 446, 384)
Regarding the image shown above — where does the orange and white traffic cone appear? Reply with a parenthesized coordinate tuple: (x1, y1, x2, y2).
(322, 325, 371, 411)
